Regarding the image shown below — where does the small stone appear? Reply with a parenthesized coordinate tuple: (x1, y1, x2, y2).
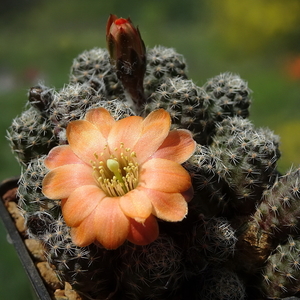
(54, 289, 67, 300)
(54, 282, 82, 300)
(6, 201, 26, 233)
(36, 261, 62, 291)
(64, 282, 82, 300)
(25, 238, 46, 262)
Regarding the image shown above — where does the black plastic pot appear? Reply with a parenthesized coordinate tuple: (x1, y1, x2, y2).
(0, 178, 52, 300)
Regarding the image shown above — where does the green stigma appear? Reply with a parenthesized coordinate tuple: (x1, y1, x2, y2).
(106, 159, 125, 186)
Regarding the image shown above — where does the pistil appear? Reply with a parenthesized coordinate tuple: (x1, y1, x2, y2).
(92, 145, 139, 197)
(106, 158, 128, 193)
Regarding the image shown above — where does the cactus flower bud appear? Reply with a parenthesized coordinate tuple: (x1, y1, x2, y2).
(106, 14, 146, 111)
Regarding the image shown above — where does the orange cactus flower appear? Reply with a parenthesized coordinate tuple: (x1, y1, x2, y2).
(42, 108, 196, 249)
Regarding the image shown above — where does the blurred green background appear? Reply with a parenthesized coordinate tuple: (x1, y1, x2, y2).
(0, 0, 299, 298)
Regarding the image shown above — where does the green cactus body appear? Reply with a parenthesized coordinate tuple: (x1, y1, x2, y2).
(117, 236, 184, 300)
(143, 77, 217, 145)
(192, 217, 237, 264)
(261, 237, 300, 298)
(204, 72, 252, 120)
(253, 167, 300, 239)
(144, 46, 188, 97)
(7, 107, 57, 165)
(197, 267, 246, 300)
(187, 117, 280, 217)
(70, 48, 123, 97)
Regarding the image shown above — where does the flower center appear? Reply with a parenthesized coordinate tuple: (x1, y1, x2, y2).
(91, 143, 139, 197)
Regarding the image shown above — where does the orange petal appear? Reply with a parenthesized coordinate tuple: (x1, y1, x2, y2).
(142, 188, 188, 221)
(139, 158, 192, 193)
(127, 214, 159, 245)
(67, 119, 109, 164)
(133, 109, 171, 164)
(44, 145, 83, 170)
(85, 107, 115, 138)
(119, 187, 153, 221)
(107, 115, 143, 154)
(42, 164, 96, 199)
(62, 185, 106, 227)
(151, 129, 196, 164)
(94, 197, 130, 249)
(70, 215, 96, 247)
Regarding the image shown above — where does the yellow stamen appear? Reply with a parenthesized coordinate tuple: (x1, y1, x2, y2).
(92, 143, 139, 197)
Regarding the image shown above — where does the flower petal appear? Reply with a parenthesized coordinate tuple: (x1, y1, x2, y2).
(119, 187, 153, 221)
(107, 115, 143, 154)
(85, 107, 115, 138)
(42, 164, 96, 199)
(94, 197, 130, 249)
(67, 119, 109, 164)
(62, 185, 106, 227)
(70, 215, 96, 247)
(151, 129, 196, 164)
(44, 145, 84, 170)
(127, 214, 159, 245)
(142, 188, 188, 221)
(139, 158, 192, 193)
(133, 109, 171, 164)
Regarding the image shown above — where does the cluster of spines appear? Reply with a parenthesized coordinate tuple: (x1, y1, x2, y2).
(252, 167, 300, 240)
(191, 216, 237, 265)
(17, 156, 56, 216)
(28, 84, 55, 116)
(7, 105, 57, 165)
(144, 46, 188, 96)
(197, 267, 246, 300)
(116, 235, 184, 300)
(143, 72, 252, 145)
(212, 117, 280, 213)
(203, 72, 251, 119)
(187, 116, 280, 217)
(143, 77, 216, 145)
(261, 236, 300, 298)
(181, 216, 243, 299)
(69, 47, 123, 97)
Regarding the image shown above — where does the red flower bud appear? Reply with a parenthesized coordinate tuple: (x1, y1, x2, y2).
(106, 15, 145, 61)
(106, 14, 146, 111)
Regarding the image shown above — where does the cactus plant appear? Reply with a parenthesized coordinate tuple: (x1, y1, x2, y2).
(6, 14, 300, 300)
